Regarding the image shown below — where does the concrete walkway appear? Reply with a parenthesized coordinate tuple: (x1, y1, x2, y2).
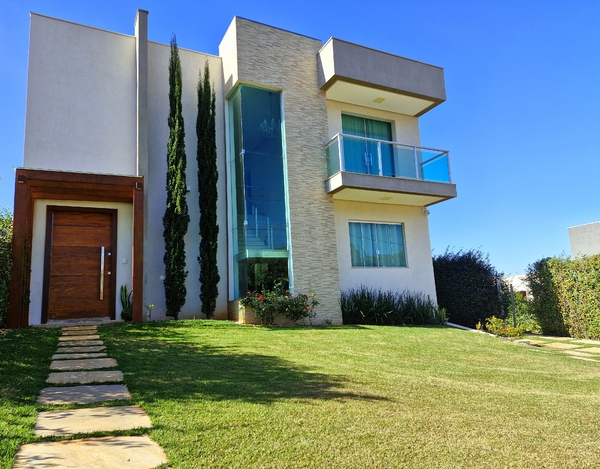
(13, 325, 167, 468)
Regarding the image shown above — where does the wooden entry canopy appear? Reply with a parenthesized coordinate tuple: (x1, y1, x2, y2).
(7, 169, 144, 328)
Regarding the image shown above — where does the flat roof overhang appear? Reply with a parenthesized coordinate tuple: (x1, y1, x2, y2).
(326, 171, 457, 207)
(318, 38, 446, 116)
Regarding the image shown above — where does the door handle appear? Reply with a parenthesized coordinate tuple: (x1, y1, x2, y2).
(100, 246, 105, 300)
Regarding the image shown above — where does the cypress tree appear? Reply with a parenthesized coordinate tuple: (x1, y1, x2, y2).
(197, 60, 220, 318)
(163, 34, 189, 319)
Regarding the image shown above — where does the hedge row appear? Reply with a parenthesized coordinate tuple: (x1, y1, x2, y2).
(545, 256, 600, 340)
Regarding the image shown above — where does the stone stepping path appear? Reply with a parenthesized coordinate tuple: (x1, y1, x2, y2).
(47, 370, 124, 384)
(58, 334, 101, 341)
(522, 334, 600, 362)
(14, 324, 167, 468)
(38, 384, 131, 404)
(35, 406, 153, 436)
(542, 342, 580, 350)
(57, 345, 106, 353)
(50, 357, 118, 371)
(13, 435, 167, 469)
(58, 339, 104, 347)
(52, 352, 108, 359)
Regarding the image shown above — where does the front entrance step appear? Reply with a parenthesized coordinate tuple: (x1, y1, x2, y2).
(46, 370, 124, 385)
(38, 384, 131, 404)
(13, 435, 167, 469)
(56, 345, 106, 353)
(57, 340, 104, 347)
(52, 352, 107, 360)
(35, 406, 152, 436)
(50, 358, 117, 371)
(58, 334, 100, 341)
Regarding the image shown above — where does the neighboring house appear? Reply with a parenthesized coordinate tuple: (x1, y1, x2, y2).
(568, 221, 600, 258)
(7, 10, 457, 327)
(503, 275, 531, 300)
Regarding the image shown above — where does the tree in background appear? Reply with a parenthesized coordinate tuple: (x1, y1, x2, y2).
(196, 60, 220, 318)
(433, 248, 505, 328)
(0, 208, 12, 328)
(525, 257, 565, 336)
(163, 34, 190, 319)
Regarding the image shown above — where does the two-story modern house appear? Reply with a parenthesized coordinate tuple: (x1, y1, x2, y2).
(7, 10, 456, 327)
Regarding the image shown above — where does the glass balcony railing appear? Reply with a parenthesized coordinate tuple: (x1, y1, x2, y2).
(325, 133, 452, 184)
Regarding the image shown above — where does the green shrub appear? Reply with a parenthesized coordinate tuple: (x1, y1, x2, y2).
(340, 286, 444, 326)
(484, 315, 525, 339)
(0, 208, 12, 328)
(433, 248, 505, 328)
(525, 257, 566, 336)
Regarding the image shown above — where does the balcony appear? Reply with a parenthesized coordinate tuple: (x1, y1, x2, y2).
(325, 134, 457, 206)
(318, 38, 446, 116)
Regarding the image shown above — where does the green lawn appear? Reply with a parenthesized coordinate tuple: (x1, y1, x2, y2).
(0, 327, 60, 469)
(2, 322, 600, 468)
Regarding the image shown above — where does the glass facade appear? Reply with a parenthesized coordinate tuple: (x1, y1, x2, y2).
(349, 222, 406, 267)
(229, 85, 290, 298)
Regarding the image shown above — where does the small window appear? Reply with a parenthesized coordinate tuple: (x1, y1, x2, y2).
(349, 222, 407, 267)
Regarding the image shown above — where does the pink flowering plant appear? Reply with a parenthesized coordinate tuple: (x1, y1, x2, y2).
(240, 280, 318, 325)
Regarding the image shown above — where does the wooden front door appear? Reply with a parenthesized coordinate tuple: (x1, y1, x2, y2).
(42, 207, 117, 322)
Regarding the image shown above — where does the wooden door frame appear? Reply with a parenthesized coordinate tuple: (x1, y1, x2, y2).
(41, 206, 118, 323)
(7, 169, 144, 328)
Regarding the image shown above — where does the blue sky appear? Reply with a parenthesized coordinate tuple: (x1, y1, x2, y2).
(1, 0, 599, 275)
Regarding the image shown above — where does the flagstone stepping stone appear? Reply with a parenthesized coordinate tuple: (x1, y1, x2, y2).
(564, 350, 596, 357)
(47, 370, 124, 384)
(35, 406, 152, 436)
(38, 384, 131, 404)
(59, 340, 104, 347)
(13, 435, 167, 469)
(541, 342, 580, 349)
(62, 327, 98, 333)
(581, 347, 600, 354)
(56, 345, 106, 353)
(523, 339, 547, 345)
(52, 352, 107, 360)
(573, 339, 600, 345)
(62, 329, 98, 336)
(51, 358, 117, 371)
(62, 324, 98, 331)
(58, 334, 100, 341)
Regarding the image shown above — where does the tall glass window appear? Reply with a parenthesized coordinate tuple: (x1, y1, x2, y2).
(229, 85, 290, 298)
(349, 222, 407, 267)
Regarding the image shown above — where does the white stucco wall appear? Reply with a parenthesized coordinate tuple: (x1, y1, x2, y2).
(29, 200, 134, 325)
(326, 101, 421, 145)
(146, 42, 228, 320)
(333, 199, 438, 301)
(569, 221, 600, 258)
(24, 14, 137, 175)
